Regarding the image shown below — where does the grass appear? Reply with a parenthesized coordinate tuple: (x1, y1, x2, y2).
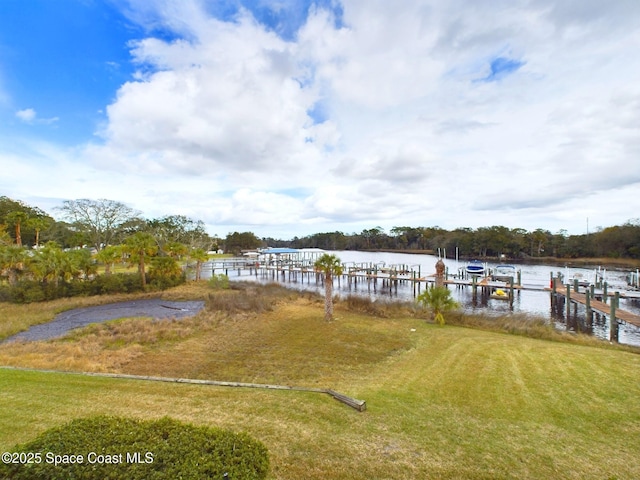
(1, 283, 639, 479)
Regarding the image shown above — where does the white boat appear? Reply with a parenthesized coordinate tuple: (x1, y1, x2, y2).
(465, 260, 486, 276)
(492, 264, 517, 282)
(568, 272, 591, 288)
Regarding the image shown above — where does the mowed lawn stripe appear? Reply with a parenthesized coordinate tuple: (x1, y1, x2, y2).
(1, 288, 639, 479)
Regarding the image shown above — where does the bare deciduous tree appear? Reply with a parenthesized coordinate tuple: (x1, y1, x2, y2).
(57, 199, 141, 251)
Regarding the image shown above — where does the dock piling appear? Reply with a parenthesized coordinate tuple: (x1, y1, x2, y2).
(610, 293, 618, 342)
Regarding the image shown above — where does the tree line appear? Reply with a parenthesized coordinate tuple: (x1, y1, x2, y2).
(2, 195, 640, 268)
(0, 196, 224, 302)
(266, 223, 640, 260)
(0, 196, 221, 251)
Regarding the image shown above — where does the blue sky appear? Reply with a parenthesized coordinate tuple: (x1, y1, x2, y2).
(205, 0, 344, 40)
(1, 0, 639, 239)
(0, 0, 142, 144)
(478, 56, 525, 83)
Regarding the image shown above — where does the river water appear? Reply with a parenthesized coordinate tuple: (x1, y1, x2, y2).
(202, 250, 640, 347)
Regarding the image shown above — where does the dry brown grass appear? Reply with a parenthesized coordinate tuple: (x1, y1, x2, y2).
(0, 285, 417, 387)
(3, 282, 635, 383)
(205, 281, 313, 314)
(106, 298, 415, 387)
(0, 313, 207, 373)
(340, 294, 427, 318)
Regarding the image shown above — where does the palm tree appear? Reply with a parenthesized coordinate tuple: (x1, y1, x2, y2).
(124, 232, 158, 288)
(417, 285, 459, 325)
(68, 248, 97, 280)
(149, 256, 183, 287)
(164, 241, 188, 259)
(6, 211, 28, 247)
(31, 242, 68, 287)
(0, 244, 26, 285)
(189, 248, 209, 281)
(314, 253, 343, 321)
(28, 216, 50, 248)
(95, 245, 122, 275)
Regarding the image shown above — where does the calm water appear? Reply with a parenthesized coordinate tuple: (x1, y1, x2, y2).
(201, 250, 640, 347)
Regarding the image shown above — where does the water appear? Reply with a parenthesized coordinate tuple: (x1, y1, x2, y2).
(199, 251, 640, 347)
(2, 300, 205, 343)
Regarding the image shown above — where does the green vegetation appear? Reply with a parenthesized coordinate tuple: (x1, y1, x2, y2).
(0, 284, 639, 479)
(279, 223, 640, 262)
(314, 253, 343, 321)
(416, 285, 459, 325)
(0, 416, 269, 480)
(224, 231, 262, 255)
(4, 196, 640, 268)
(208, 273, 230, 290)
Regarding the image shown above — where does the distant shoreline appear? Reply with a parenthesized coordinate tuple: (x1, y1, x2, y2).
(351, 249, 640, 270)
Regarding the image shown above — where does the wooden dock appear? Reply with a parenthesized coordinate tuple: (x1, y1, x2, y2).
(204, 259, 640, 297)
(203, 258, 640, 309)
(553, 286, 640, 328)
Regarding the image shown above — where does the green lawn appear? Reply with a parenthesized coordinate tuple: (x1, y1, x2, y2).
(1, 288, 639, 479)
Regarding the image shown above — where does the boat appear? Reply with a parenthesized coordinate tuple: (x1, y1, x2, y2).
(567, 272, 591, 288)
(465, 260, 486, 276)
(492, 264, 517, 282)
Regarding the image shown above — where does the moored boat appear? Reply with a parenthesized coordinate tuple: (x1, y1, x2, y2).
(465, 260, 486, 276)
(492, 264, 517, 282)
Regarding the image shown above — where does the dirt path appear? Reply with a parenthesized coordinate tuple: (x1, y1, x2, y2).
(2, 299, 205, 343)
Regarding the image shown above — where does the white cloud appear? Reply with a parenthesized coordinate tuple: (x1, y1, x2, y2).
(15, 108, 59, 125)
(94, 10, 330, 181)
(15, 108, 37, 123)
(5, 0, 640, 238)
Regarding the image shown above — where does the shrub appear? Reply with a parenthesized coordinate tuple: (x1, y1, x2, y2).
(7, 279, 46, 303)
(148, 257, 185, 290)
(208, 273, 230, 290)
(206, 282, 300, 315)
(1, 274, 148, 304)
(0, 415, 269, 480)
(94, 272, 127, 294)
(416, 285, 459, 325)
(0, 284, 10, 302)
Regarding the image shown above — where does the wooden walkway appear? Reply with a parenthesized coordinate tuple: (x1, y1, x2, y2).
(555, 288, 640, 327)
(206, 261, 640, 315)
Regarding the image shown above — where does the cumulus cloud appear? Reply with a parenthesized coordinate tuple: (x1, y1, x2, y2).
(37, 0, 639, 235)
(94, 7, 330, 180)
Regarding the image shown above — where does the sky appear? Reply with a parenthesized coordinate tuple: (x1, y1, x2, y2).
(1, 0, 639, 240)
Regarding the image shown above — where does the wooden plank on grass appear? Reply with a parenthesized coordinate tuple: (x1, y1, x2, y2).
(326, 389, 367, 412)
(0, 367, 367, 412)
